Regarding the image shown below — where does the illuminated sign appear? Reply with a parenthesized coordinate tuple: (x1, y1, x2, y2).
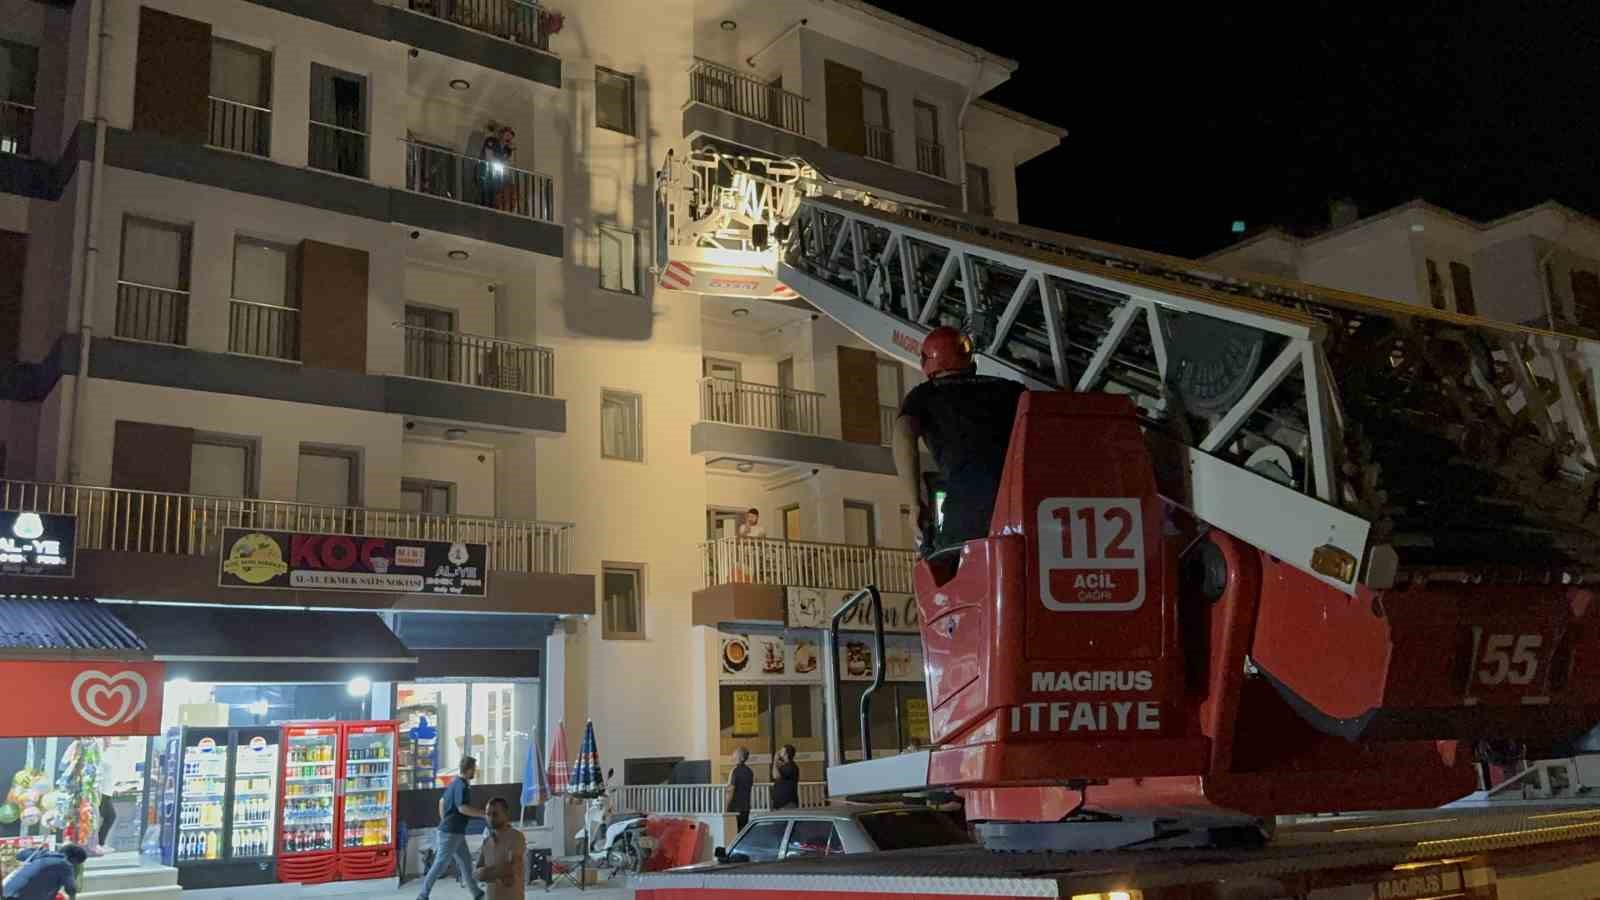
(218, 528, 486, 595)
(0, 511, 76, 577)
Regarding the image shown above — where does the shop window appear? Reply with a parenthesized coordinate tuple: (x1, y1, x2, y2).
(601, 389, 644, 461)
(297, 445, 359, 508)
(719, 683, 824, 783)
(595, 67, 635, 135)
(191, 434, 255, 498)
(599, 224, 639, 294)
(401, 479, 454, 515)
(396, 681, 538, 789)
(602, 563, 645, 640)
(396, 682, 468, 781)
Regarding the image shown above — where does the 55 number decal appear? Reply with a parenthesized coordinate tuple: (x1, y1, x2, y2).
(1474, 631, 1542, 686)
(1037, 498, 1146, 612)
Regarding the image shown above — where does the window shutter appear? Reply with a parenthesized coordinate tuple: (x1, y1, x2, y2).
(1449, 261, 1477, 316)
(133, 8, 212, 143)
(823, 61, 865, 155)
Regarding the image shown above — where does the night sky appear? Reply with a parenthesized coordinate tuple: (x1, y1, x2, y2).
(876, 2, 1600, 258)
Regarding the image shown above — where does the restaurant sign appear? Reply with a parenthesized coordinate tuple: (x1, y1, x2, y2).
(0, 511, 76, 578)
(784, 587, 920, 635)
(218, 528, 487, 596)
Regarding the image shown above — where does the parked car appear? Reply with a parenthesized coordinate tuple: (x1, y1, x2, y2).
(709, 803, 971, 865)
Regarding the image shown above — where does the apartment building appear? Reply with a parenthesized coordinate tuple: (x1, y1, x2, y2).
(1208, 199, 1600, 335)
(0, 0, 1062, 840)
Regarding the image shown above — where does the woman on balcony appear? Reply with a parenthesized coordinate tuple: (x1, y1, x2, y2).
(479, 124, 517, 212)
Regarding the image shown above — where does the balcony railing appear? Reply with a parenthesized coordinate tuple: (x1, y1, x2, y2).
(114, 281, 189, 346)
(0, 479, 575, 574)
(0, 100, 34, 157)
(865, 124, 894, 164)
(879, 404, 896, 447)
(208, 96, 271, 157)
(400, 323, 555, 397)
(228, 299, 298, 361)
(309, 120, 368, 178)
(403, 140, 556, 223)
(698, 377, 822, 435)
(915, 138, 945, 178)
(687, 59, 807, 136)
(615, 782, 828, 817)
(405, 0, 551, 51)
(701, 537, 916, 594)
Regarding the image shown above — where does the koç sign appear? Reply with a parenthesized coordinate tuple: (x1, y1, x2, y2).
(0, 511, 76, 578)
(218, 528, 487, 596)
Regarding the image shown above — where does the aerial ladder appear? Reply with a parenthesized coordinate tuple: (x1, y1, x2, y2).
(655, 148, 1600, 849)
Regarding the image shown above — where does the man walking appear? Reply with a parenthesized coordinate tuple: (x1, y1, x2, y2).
(417, 756, 486, 900)
(726, 747, 754, 832)
(3, 844, 86, 900)
(473, 798, 526, 900)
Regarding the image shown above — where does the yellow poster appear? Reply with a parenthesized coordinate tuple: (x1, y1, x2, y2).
(733, 690, 761, 737)
(904, 698, 930, 744)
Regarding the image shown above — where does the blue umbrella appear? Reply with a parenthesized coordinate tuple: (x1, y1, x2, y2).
(567, 719, 603, 797)
(520, 733, 548, 808)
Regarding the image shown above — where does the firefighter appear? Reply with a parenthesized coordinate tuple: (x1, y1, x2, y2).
(893, 326, 1025, 555)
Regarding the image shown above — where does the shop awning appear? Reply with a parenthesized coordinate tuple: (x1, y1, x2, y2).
(110, 605, 417, 683)
(0, 597, 148, 659)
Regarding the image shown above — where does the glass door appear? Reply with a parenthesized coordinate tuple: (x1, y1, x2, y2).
(342, 725, 394, 849)
(178, 729, 228, 863)
(281, 728, 337, 854)
(228, 728, 278, 861)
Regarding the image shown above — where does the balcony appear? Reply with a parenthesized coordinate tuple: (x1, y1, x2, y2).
(404, 0, 553, 52)
(687, 59, 806, 136)
(114, 281, 189, 346)
(400, 323, 555, 397)
(208, 96, 271, 158)
(865, 124, 894, 165)
(699, 377, 821, 435)
(700, 537, 915, 594)
(0, 100, 34, 157)
(309, 120, 368, 179)
(228, 300, 298, 361)
(403, 140, 556, 223)
(916, 138, 945, 178)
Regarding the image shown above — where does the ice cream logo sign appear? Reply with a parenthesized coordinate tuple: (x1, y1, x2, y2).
(69, 669, 149, 728)
(219, 528, 487, 596)
(0, 511, 76, 577)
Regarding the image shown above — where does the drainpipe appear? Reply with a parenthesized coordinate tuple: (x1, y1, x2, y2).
(66, 0, 111, 484)
(955, 57, 985, 213)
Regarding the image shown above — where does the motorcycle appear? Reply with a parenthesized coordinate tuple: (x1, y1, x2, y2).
(574, 768, 653, 876)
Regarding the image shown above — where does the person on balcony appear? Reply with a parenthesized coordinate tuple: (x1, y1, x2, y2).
(479, 124, 516, 211)
(736, 508, 766, 539)
(893, 326, 1025, 556)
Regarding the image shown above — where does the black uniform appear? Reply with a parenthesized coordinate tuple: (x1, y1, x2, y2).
(900, 372, 1026, 552)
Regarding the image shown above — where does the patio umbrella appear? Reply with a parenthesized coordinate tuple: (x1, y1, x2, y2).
(546, 720, 570, 797)
(519, 732, 549, 820)
(567, 719, 603, 797)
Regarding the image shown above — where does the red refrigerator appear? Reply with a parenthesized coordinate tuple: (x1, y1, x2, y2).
(275, 721, 398, 883)
(337, 720, 399, 880)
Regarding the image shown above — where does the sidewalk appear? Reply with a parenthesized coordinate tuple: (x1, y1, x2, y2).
(184, 874, 636, 900)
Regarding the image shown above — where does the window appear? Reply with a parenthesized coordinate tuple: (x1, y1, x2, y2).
(309, 63, 367, 178)
(0, 39, 39, 156)
(595, 67, 635, 135)
(296, 446, 359, 507)
(965, 164, 992, 217)
(601, 389, 644, 461)
(404, 305, 457, 381)
(190, 435, 254, 498)
(602, 563, 644, 640)
(780, 504, 802, 540)
(117, 217, 191, 345)
(1425, 259, 1447, 311)
(469, 682, 525, 785)
(730, 820, 788, 863)
(599, 225, 639, 294)
(1449, 261, 1477, 316)
(230, 237, 298, 359)
(913, 100, 942, 176)
(209, 38, 271, 156)
(1572, 270, 1600, 330)
(855, 809, 970, 851)
(844, 501, 876, 547)
(785, 821, 838, 859)
(401, 479, 454, 515)
(862, 83, 891, 163)
(0, 441, 8, 479)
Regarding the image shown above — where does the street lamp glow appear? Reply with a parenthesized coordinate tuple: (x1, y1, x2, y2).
(347, 676, 372, 697)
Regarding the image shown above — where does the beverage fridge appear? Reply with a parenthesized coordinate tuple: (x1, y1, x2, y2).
(157, 726, 280, 888)
(275, 721, 397, 883)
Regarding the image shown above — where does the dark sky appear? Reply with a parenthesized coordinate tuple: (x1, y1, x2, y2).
(874, 1, 1600, 258)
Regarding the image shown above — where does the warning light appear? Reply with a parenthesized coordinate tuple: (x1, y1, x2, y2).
(1230, 220, 1247, 234)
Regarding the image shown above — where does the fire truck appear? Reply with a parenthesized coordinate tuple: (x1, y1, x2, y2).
(638, 149, 1600, 896)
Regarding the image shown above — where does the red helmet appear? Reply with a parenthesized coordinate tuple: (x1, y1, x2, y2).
(920, 326, 973, 378)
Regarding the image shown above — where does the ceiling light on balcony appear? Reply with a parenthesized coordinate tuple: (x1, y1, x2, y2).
(445, 428, 468, 441)
(720, 19, 737, 31)
(449, 250, 470, 260)
(736, 461, 755, 473)
(731, 307, 750, 318)
(450, 78, 472, 90)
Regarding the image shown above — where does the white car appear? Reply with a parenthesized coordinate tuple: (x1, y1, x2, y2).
(711, 804, 970, 865)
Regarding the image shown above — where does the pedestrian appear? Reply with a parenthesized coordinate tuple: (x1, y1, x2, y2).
(3, 843, 86, 900)
(473, 797, 526, 900)
(97, 793, 117, 851)
(726, 747, 754, 832)
(416, 756, 486, 900)
(770, 744, 800, 810)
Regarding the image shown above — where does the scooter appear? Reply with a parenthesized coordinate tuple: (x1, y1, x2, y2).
(574, 769, 653, 876)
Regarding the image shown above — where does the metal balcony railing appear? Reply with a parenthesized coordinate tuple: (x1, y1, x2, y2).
(687, 59, 807, 136)
(405, 0, 552, 51)
(0, 479, 576, 574)
(701, 537, 916, 594)
(400, 323, 556, 397)
(114, 281, 189, 346)
(614, 782, 828, 816)
(865, 124, 894, 164)
(208, 96, 271, 157)
(698, 377, 822, 435)
(915, 138, 944, 178)
(879, 404, 896, 447)
(403, 140, 556, 223)
(0, 100, 34, 157)
(228, 299, 298, 361)
(309, 120, 368, 178)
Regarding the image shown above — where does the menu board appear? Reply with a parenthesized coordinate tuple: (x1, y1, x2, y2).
(731, 690, 761, 737)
